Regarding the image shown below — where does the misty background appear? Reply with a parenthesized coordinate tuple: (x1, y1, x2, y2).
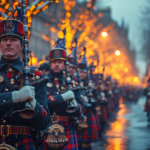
(79, 0, 146, 77)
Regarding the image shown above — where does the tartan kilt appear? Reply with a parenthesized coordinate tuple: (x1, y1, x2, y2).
(144, 100, 150, 112)
(0, 134, 35, 150)
(95, 112, 101, 131)
(38, 121, 78, 150)
(101, 106, 108, 122)
(77, 109, 99, 143)
(109, 99, 115, 113)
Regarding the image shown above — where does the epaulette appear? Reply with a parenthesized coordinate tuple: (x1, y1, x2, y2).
(29, 67, 49, 86)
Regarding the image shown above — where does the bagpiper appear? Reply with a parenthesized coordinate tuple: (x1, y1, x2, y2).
(68, 45, 78, 82)
(112, 79, 121, 107)
(76, 51, 99, 150)
(0, 14, 50, 150)
(88, 63, 101, 138)
(95, 73, 108, 137)
(38, 34, 84, 150)
(104, 76, 113, 118)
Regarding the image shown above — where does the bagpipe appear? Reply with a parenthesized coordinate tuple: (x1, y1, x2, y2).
(43, 30, 80, 150)
(83, 48, 96, 107)
(7, 1, 36, 119)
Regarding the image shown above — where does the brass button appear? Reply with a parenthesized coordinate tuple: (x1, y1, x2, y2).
(0, 76, 4, 83)
(56, 84, 59, 89)
(54, 78, 58, 81)
(3, 120, 6, 123)
(3, 100, 6, 103)
(8, 68, 13, 72)
(5, 89, 9, 92)
(10, 78, 14, 84)
(56, 92, 59, 94)
(37, 110, 39, 112)
(47, 83, 52, 87)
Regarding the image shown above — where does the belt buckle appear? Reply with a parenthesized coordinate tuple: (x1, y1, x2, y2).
(1, 125, 11, 137)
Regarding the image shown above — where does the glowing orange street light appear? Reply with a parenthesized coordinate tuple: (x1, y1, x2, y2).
(115, 50, 121, 56)
(124, 67, 128, 72)
(101, 32, 107, 37)
(134, 77, 139, 82)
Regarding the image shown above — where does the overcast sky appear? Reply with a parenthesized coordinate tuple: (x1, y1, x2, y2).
(79, 0, 146, 77)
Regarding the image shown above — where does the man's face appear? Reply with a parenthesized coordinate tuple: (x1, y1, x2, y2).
(69, 66, 76, 76)
(42, 69, 49, 75)
(0, 36, 23, 59)
(79, 71, 87, 80)
(50, 59, 65, 73)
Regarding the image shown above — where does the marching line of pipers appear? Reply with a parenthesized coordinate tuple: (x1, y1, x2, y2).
(0, 7, 143, 150)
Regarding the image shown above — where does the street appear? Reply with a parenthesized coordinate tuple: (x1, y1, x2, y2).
(92, 97, 150, 150)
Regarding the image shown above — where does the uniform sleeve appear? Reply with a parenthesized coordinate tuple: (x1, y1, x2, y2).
(0, 92, 14, 117)
(47, 94, 64, 109)
(29, 82, 51, 130)
(47, 89, 83, 117)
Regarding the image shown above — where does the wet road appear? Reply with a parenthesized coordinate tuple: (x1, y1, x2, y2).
(92, 97, 150, 150)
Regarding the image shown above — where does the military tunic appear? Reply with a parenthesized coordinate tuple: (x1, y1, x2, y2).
(0, 56, 50, 149)
(39, 72, 83, 150)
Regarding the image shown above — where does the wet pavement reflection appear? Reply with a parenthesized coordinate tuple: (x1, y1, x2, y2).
(92, 97, 150, 150)
(105, 103, 129, 150)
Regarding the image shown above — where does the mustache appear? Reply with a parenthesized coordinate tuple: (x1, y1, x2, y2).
(5, 47, 13, 50)
(54, 66, 59, 69)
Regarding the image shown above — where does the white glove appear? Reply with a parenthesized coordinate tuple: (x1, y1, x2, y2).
(72, 99, 78, 107)
(101, 92, 105, 98)
(12, 86, 35, 103)
(61, 90, 75, 101)
(83, 96, 89, 103)
(109, 90, 113, 95)
(30, 98, 36, 109)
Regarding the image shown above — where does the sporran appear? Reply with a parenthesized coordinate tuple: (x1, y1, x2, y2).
(46, 114, 68, 150)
